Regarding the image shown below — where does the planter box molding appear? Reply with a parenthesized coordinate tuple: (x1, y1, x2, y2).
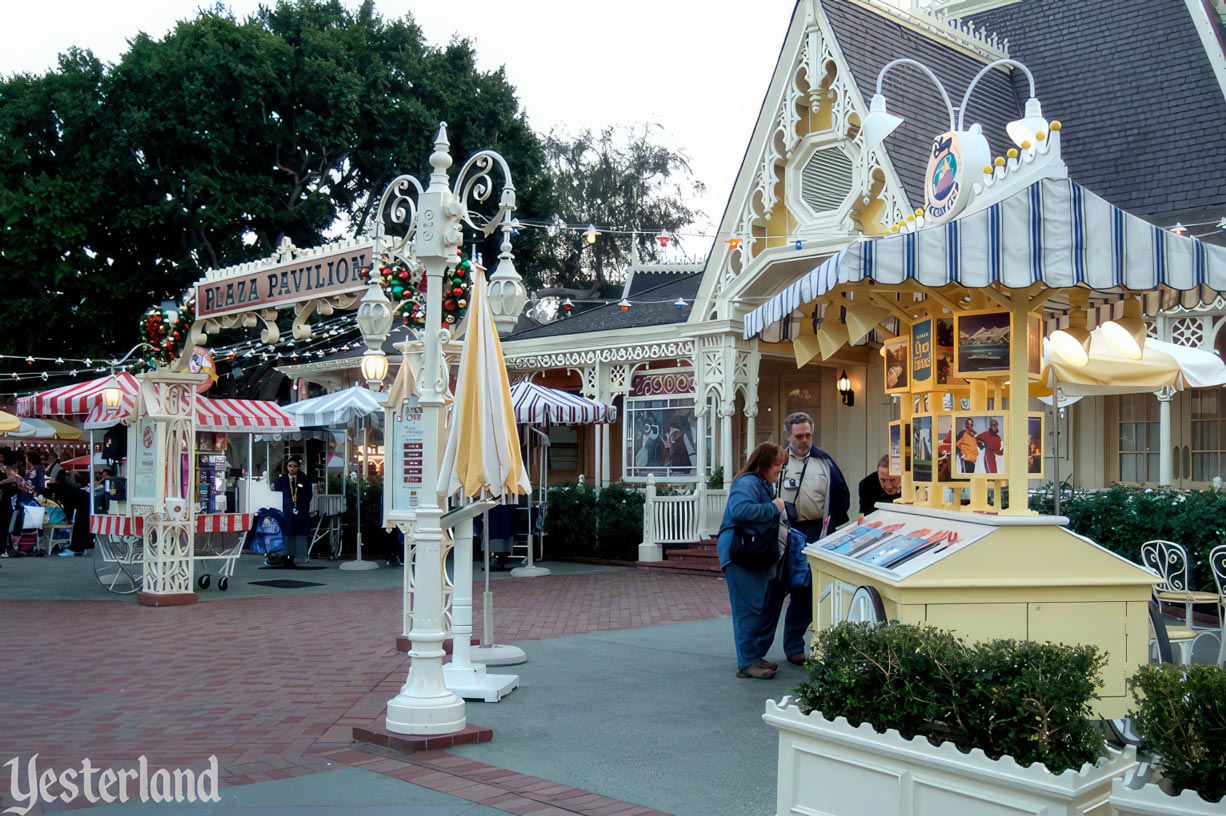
(764, 696, 1137, 816)
(1109, 766, 1225, 816)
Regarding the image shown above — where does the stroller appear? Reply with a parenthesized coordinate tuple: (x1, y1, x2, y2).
(8, 494, 46, 557)
(245, 507, 288, 566)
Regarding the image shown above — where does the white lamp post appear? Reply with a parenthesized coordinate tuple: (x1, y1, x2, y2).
(358, 123, 524, 735)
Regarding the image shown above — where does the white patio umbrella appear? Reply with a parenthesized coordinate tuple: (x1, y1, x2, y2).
(437, 270, 531, 684)
(284, 385, 387, 569)
(1041, 329, 1226, 511)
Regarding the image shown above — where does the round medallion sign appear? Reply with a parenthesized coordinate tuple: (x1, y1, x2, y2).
(924, 132, 965, 222)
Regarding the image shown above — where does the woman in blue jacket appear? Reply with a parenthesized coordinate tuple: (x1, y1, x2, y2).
(717, 442, 787, 679)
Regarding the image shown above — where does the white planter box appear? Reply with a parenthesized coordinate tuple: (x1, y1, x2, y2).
(764, 696, 1137, 816)
(1109, 767, 1224, 816)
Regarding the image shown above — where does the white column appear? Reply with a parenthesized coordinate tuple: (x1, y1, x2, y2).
(720, 402, 735, 488)
(137, 371, 200, 607)
(1157, 388, 1174, 487)
(443, 513, 519, 701)
(639, 473, 662, 561)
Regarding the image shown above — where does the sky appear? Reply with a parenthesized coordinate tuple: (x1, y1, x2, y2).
(1, 0, 800, 243)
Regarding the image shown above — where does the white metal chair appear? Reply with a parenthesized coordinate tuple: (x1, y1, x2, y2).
(1140, 540, 1219, 628)
(1209, 544, 1226, 667)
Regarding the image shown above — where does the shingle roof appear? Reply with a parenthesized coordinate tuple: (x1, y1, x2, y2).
(503, 274, 702, 341)
(821, 0, 1022, 208)
(969, 0, 1226, 226)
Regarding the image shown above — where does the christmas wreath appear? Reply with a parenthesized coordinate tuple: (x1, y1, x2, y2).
(139, 299, 195, 368)
(360, 257, 473, 331)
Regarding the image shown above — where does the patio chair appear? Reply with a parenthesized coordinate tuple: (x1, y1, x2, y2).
(1147, 598, 1194, 665)
(1210, 544, 1226, 667)
(1139, 540, 1219, 628)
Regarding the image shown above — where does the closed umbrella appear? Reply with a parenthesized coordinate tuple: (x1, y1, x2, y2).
(437, 269, 532, 687)
(437, 270, 529, 499)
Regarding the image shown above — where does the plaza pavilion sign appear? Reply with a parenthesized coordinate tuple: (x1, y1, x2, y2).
(195, 241, 374, 320)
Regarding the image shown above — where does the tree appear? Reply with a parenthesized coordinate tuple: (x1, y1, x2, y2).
(530, 125, 706, 301)
(0, 0, 547, 363)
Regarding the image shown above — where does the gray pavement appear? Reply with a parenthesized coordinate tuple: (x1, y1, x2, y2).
(449, 616, 797, 816)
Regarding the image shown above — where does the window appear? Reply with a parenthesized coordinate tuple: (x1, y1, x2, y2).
(1117, 394, 1159, 483)
(624, 371, 697, 480)
(1191, 389, 1225, 482)
(546, 425, 579, 471)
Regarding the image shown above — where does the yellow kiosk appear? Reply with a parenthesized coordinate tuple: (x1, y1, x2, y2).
(740, 111, 1226, 717)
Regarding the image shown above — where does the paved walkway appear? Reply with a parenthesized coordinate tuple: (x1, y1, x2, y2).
(0, 556, 796, 815)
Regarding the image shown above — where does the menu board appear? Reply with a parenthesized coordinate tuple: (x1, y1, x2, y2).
(388, 396, 424, 517)
(130, 417, 160, 504)
(815, 509, 993, 579)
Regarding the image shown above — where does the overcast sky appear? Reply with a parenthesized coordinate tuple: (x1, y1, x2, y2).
(1, 0, 798, 246)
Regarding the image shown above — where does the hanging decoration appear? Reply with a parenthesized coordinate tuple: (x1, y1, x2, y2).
(138, 299, 195, 369)
(360, 256, 473, 331)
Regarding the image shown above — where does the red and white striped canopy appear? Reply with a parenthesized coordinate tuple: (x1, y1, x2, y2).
(17, 372, 139, 417)
(83, 391, 295, 432)
(509, 381, 617, 425)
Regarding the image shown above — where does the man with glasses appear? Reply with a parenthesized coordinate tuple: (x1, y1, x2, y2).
(779, 411, 850, 665)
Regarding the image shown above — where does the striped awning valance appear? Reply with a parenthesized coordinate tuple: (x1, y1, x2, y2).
(744, 178, 1226, 338)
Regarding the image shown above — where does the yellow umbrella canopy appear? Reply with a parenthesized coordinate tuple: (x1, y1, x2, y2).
(39, 418, 83, 440)
(437, 271, 530, 498)
(0, 410, 19, 433)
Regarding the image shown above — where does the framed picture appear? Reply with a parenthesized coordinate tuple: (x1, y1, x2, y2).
(911, 318, 934, 391)
(934, 317, 967, 387)
(954, 309, 1012, 378)
(950, 413, 1007, 478)
(912, 414, 934, 483)
(1027, 412, 1045, 477)
(888, 421, 903, 476)
(883, 336, 910, 394)
(1028, 314, 1043, 379)
(905, 422, 912, 473)
(935, 414, 954, 482)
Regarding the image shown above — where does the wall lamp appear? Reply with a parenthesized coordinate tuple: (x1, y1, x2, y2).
(837, 370, 855, 407)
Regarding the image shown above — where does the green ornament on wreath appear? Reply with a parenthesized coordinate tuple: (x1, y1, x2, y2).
(138, 300, 195, 369)
(359, 257, 473, 332)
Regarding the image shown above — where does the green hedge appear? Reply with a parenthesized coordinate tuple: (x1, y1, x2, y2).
(1129, 663, 1226, 802)
(544, 482, 644, 561)
(794, 622, 1106, 774)
(1030, 485, 1226, 590)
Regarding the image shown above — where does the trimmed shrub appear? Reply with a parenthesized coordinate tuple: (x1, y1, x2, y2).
(1128, 663, 1226, 803)
(793, 622, 1106, 774)
(544, 482, 598, 557)
(595, 482, 644, 560)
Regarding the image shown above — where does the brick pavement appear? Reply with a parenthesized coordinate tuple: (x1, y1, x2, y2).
(0, 569, 728, 814)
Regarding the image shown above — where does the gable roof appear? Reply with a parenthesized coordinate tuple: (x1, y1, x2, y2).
(968, 0, 1226, 228)
(822, 0, 1022, 208)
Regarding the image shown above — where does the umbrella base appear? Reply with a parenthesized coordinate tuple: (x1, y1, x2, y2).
(510, 565, 551, 578)
(340, 558, 381, 571)
(443, 664, 519, 702)
(470, 644, 528, 666)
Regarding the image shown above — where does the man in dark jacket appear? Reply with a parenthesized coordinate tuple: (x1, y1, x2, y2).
(778, 411, 851, 665)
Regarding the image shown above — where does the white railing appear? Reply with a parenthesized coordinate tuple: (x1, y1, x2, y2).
(702, 488, 728, 538)
(639, 474, 705, 561)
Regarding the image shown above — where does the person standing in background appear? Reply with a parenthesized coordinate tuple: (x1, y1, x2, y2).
(274, 456, 312, 568)
(858, 455, 902, 516)
(778, 412, 850, 665)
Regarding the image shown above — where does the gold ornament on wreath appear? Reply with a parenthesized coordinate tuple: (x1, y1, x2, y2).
(138, 299, 195, 369)
(359, 256, 474, 332)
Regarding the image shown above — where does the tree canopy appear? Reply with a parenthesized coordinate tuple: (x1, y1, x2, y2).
(0, 0, 546, 359)
(532, 125, 706, 300)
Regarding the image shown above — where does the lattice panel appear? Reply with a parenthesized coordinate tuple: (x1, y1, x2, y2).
(1171, 317, 1203, 347)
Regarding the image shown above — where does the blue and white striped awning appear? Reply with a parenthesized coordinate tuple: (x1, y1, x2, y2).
(510, 381, 617, 425)
(283, 385, 386, 428)
(744, 178, 1226, 338)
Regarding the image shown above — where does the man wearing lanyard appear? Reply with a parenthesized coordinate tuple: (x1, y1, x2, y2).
(779, 411, 851, 665)
(274, 456, 313, 568)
